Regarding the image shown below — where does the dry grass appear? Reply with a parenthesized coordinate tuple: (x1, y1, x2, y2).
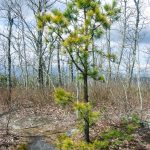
(89, 81, 150, 122)
(0, 81, 149, 122)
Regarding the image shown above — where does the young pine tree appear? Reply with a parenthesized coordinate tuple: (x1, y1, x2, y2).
(38, 0, 119, 142)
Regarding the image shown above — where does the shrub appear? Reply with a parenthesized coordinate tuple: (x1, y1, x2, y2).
(54, 87, 73, 106)
(74, 102, 100, 127)
(0, 74, 7, 87)
(17, 143, 27, 150)
(56, 135, 109, 150)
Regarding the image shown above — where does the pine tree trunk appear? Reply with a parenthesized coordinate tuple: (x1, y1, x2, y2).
(83, 73, 90, 142)
(83, 8, 90, 143)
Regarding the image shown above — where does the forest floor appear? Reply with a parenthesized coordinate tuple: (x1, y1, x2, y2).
(0, 104, 149, 150)
(0, 87, 150, 149)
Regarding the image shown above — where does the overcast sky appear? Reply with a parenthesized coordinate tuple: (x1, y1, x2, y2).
(0, 0, 150, 75)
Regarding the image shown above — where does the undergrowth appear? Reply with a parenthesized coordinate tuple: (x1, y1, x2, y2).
(56, 114, 140, 150)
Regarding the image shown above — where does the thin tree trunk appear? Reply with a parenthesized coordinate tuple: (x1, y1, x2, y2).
(137, 43, 143, 119)
(7, 12, 13, 104)
(83, 73, 90, 142)
(6, 10, 13, 135)
(69, 59, 74, 84)
(106, 28, 112, 82)
(37, 29, 44, 88)
(46, 49, 52, 86)
(116, 0, 127, 78)
(83, 8, 90, 143)
(57, 42, 62, 86)
(22, 22, 29, 89)
(128, 0, 140, 88)
(70, 61, 74, 83)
